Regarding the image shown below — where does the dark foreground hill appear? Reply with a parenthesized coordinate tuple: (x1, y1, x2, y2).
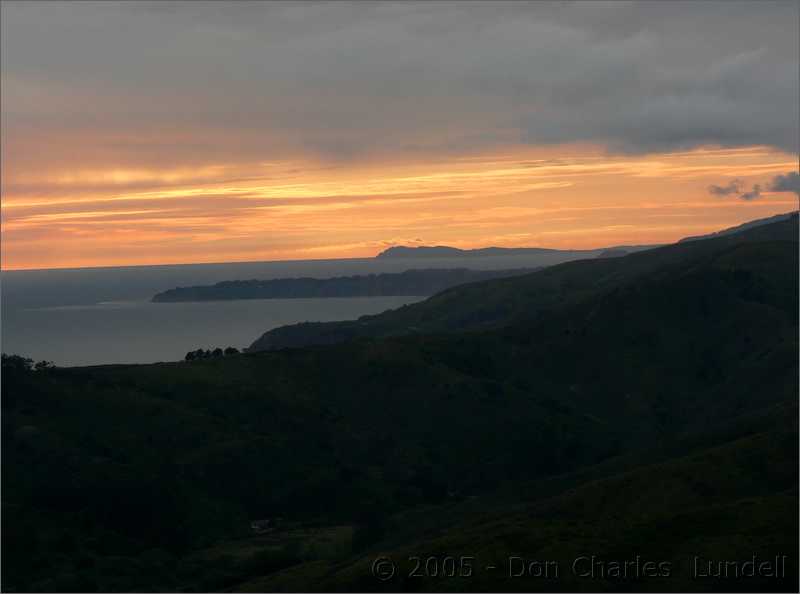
(2, 215, 798, 592)
(151, 268, 537, 302)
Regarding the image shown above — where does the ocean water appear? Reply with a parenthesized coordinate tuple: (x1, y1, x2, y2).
(0, 295, 422, 367)
(1, 251, 591, 367)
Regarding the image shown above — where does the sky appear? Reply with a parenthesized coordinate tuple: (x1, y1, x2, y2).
(1, 1, 798, 270)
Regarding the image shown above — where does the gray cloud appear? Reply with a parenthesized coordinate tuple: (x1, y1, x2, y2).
(739, 184, 762, 201)
(708, 180, 742, 197)
(769, 171, 800, 195)
(708, 179, 762, 200)
(2, 1, 798, 168)
(709, 171, 800, 200)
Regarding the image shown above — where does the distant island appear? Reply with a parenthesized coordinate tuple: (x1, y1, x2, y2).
(152, 241, 664, 303)
(376, 244, 655, 259)
(151, 268, 538, 302)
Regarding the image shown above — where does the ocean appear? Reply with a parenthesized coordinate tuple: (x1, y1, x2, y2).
(1, 251, 586, 367)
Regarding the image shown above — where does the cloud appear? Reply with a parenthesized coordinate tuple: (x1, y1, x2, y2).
(769, 171, 800, 196)
(708, 170, 800, 200)
(2, 0, 798, 173)
(739, 184, 762, 201)
(708, 180, 742, 197)
(708, 179, 762, 200)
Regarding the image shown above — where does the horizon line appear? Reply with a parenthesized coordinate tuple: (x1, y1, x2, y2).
(2, 210, 796, 273)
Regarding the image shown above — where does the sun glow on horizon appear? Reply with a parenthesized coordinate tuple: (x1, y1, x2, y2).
(2, 144, 798, 271)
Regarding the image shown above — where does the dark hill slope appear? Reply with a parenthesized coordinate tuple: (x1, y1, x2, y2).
(239, 420, 798, 592)
(248, 213, 798, 351)
(2, 214, 798, 591)
(679, 211, 795, 243)
(2, 216, 797, 591)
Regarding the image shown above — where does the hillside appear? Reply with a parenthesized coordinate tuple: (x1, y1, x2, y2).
(151, 268, 537, 302)
(249, 213, 799, 352)
(679, 211, 795, 243)
(2, 214, 797, 591)
(241, 421, 798, 592)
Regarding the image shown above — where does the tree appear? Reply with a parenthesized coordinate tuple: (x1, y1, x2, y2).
(34, 360, 55, 371)
(1, 354, 33, 373)
(185, 349, 209, 361)
(211, 348, 224, 358)
(224, 347, 239, 356)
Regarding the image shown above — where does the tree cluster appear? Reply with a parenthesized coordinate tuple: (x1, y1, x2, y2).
(1, 353, 56, 372)
(184, 347, 239, 361)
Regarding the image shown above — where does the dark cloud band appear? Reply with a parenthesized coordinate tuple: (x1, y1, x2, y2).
(2, 1, 798, 166)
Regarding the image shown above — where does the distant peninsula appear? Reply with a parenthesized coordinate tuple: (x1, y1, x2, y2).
(377, 245, 574, 258)
(376, 244, 656, 259)
(151, 268, 538, 302)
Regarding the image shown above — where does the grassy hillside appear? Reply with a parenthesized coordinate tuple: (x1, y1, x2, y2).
(244, 421, 797, 592)
(2, 215, 797, 591)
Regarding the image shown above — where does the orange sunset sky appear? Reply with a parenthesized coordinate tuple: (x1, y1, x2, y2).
(2, 2, 798, 271)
